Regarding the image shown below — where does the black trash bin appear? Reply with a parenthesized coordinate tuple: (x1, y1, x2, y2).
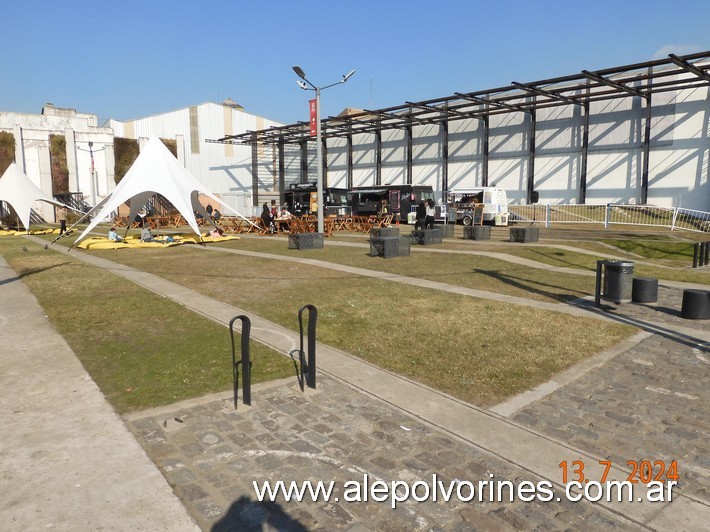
(603, 260, 635, 303)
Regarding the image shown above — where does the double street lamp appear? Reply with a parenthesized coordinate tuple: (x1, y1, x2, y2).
(292, 65, 355, 234)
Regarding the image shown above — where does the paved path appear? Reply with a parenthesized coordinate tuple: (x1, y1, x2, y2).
(0, 257, 199, 531)
(12, 235, 708, 530)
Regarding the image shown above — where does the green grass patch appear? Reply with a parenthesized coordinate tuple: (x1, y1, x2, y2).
(600, 238, 697, 261)
(0, 238, 293, 414)
(76, 241, 637, 407)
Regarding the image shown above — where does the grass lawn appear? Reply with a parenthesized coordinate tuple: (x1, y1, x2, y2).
(61, 237, 639, 407)
(0, 238, 294, 414)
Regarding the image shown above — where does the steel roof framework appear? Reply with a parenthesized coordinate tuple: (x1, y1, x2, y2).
(208, 52, 710, 205)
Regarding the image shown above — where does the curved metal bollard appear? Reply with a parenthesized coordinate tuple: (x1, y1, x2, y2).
(229, 315, 252, 409)
(298, 304, 318, 390)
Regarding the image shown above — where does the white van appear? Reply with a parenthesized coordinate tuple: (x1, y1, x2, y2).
(446, 187, 509, 225)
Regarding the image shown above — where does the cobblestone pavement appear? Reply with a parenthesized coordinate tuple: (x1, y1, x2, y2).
(123, 279, 708, 531)
(127, 378, 641, 531)
(514, 287, 710, 506)
(28, 235, 708, 530)
(597, 285, 710, 334)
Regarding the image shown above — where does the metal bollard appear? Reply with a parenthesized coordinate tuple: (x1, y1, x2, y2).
(229, 315, 252, 409)
(298, 304, 318, 390)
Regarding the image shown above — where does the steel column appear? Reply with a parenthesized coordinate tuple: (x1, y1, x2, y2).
(406, 124, 413, 185)
(299, 140, 308, 184)
(251, 133, 259, 207)
(641, 94, 652, 204)
(441, 120, 449, 201)
(278, 136, 285, 204)
(322, 137, 328, 188)
(375, 130, 382, 186)
(347, 134, 353, 189)
(482, 115, 489, 187)
(579, 99, 590, 204)
(527, 107, 537, 204)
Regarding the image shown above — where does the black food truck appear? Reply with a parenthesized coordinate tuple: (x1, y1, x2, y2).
(349, 184, 434, 223)
(284, 183, 351, 216)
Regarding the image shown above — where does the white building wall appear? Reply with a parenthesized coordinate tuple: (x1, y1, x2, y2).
(0, 106, 115, 215)
(108, 102, 284, 203)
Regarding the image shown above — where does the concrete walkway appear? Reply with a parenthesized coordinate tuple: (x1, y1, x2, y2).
(0, 257, 199, 531)
(11, 235, 709, 529)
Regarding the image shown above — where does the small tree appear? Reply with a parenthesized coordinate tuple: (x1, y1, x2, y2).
(113, 137, 139, 184)
(0, 131, 16, 177)
(50, 134, 69, 194)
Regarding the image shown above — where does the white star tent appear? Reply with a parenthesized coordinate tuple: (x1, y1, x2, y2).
(0, 162, 67, 230)
(73, 136, 252, 245)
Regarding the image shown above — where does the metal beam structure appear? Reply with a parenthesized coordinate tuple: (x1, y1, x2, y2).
(208, 52, 710, 204)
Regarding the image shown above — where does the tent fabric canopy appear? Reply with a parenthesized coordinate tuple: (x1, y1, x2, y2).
(0, 162, 66, 230)
(74, 136, 248, 245)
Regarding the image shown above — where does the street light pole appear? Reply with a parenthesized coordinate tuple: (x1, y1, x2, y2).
(292, 66, 355, 234)
(315, 86, 323, 233)
(76, 141, 107, 207)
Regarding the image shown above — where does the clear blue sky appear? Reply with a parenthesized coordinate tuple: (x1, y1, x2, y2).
(2, 1, 709, 127)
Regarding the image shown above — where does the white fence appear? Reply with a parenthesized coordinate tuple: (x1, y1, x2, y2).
(507, 204, 710, 233)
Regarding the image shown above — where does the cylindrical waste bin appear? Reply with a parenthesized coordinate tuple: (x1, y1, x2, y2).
(603, 260, 635, 303)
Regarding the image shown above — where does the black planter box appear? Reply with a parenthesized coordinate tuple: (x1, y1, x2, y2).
(370, 226, 400, 238)
(370, 236, 410, 258)
(510, 227, 539, 242)
(438, 224, 455, 237)
(288, 232, 324, 249)
(463, 226, 491, 240)
(411, 228, 443, 245)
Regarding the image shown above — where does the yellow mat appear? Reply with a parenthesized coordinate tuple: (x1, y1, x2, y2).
(0, 228, 60, 236)
(76, 233, 239, 250)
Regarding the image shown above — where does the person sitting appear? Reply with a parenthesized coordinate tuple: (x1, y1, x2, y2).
(261, 203, 275, 233)
(141, 226, 154, 242)
(415, 201, 427, 230)
(378, 199, 389, 219)
(212, 209, 221, 222)
(108, 227, 122, 242)
(277, 207, 292, 232)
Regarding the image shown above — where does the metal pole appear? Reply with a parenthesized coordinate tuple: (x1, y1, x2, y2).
(595, 260, 604, 306)
(316, 87, 324, 234)
(88, 142, 97, 207)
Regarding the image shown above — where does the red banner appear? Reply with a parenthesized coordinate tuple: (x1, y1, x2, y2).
(309, 99, 317, 137)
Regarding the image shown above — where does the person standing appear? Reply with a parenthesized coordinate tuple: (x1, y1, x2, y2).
(425, 199, 436, 229)
(57, 206, 68, 235)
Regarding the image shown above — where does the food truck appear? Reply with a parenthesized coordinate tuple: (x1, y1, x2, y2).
(349, 184, 434, 222)
(446, 187, 509, 225)
(284, 183, 350, 216)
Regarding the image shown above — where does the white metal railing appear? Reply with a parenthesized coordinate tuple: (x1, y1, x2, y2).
(507, 204, 710, 233)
